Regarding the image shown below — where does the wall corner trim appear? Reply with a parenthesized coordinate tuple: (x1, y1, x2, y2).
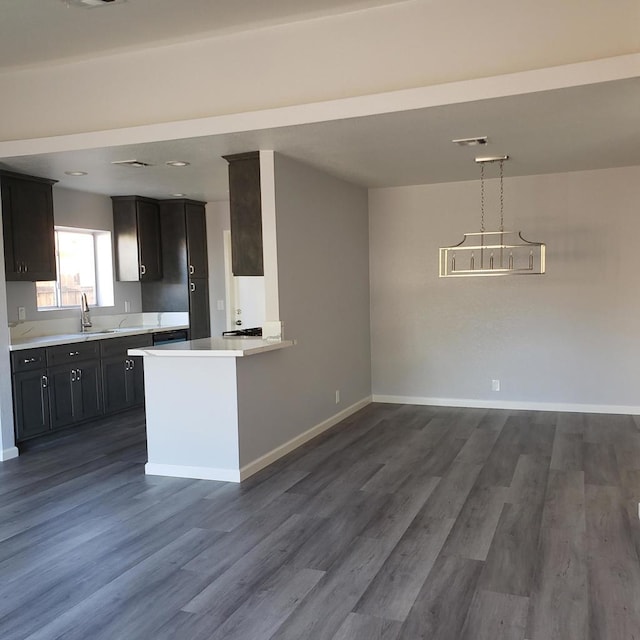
(240, 395, 373, 481)
(372, 394, 640, 416)
(0, 447, 19, 462)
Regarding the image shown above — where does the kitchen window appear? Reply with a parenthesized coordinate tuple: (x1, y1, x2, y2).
(36, 227, 114, 310)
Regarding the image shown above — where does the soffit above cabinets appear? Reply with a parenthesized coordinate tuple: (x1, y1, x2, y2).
(1, 77, 638, 203)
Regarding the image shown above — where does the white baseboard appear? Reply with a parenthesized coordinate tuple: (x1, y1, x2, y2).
(372, 394, 640, 416)
(145, 462, 241, 483)
(239, 395, 372, 481)
(0, 447, 19, 461)
(145, 397, 372, 484)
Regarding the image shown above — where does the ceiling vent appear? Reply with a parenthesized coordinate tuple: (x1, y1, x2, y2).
(111, 159, 153, 168)
(63, 0, 127, 8)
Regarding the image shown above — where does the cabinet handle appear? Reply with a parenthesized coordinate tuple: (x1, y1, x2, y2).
(190, 282, 196, 292)
(41, 375, 48, 389)
(189, 265, 195, 275)
(130, 359, 135, 370)
(71, 369, 77, 382)
(125, 360, 130, 371)
(23, 357, 37, 364)
(77, 368, 82, 381)
(140, 264, 146, 276)
(69, 351, 80, 357)
(24, 263, 28, 273)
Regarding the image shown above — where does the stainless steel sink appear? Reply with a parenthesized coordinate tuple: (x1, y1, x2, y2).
(83, 329, 117, 335)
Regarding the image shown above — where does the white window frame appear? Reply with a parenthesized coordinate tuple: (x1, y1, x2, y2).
(36, 226, 114, 311)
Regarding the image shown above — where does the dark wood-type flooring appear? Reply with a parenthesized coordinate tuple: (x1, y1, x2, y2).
(1, 403, 640, 639)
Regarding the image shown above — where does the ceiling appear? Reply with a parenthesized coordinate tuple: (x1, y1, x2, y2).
(0, 1, 637, 201)
(0, 0, 413, 71)
(0, 78, 638, 203)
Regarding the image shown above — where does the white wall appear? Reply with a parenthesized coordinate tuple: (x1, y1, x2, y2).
(236, 154, 371, 466)
(369, 165, 640, 412)
(5, 187, 142, 323)
(0, 0, 637, 141)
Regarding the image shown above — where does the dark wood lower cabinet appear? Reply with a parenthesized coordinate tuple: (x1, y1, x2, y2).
(189, 277, 210, 340)
(102, 356, 145, 414)
(48, 362, 102, 430)
(12, 334, 153, 443)
(12, 369, 50, 441)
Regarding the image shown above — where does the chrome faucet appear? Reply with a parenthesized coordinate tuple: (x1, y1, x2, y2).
(80, 293, 92, 332)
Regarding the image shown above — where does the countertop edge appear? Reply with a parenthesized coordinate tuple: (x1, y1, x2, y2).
(128, 339, 294, 358)
(9, 324, 189, 351)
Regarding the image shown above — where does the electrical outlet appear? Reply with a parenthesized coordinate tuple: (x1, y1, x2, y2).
(124, 300, 130, 313)
(217, 299, 225, 311)
(491, 379, 501, 392)
(18, 307, 26, 321)
(335, 390, 340, 404)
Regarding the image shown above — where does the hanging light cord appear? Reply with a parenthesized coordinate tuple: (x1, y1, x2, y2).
(499, 159, 504, 233)
(480, 163, 485, 232)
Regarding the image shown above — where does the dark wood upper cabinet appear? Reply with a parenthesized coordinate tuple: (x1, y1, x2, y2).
(142, 199, 210, 338)
(154, 198, 208, 283)
(0, 170, 57, 282)
(185, 202, 208, 278)
(112, 196, 162, 282)
(223, 152, 264, 276)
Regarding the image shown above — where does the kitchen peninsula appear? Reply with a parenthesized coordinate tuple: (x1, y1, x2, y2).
(129, 336, 294, 482)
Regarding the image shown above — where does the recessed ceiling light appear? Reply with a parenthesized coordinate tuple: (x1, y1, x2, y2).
(171, 193, 186, 198)
(64, 170, 87, 176)
(111, 159, 153, 168)
(452, 136, 488, 147)
(166, 161, 190, 167)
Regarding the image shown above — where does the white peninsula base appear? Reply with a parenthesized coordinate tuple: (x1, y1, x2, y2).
(130, 337, 294, 482)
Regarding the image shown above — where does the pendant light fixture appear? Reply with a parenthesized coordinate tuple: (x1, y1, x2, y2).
(439, 156, 545, 278)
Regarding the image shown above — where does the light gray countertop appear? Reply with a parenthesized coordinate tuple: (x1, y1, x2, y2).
(9, 324, 189, 351)
(129, 337, 294, 358)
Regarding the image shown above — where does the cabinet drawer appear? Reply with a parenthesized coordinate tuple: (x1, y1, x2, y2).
(46, 341, 100, 367)
(11, 348, 47, 373)
(100, 334, 152, 359)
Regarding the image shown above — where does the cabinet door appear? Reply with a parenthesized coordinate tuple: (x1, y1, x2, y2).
(185, 203, 208, 278)
(137, 199, 162, 281)
(50, 362, 103, 428)
(74, 362, 103, 422)
(225, 152, 264, 276)
(12, 371, 50, 441)
(128, 356, 146, 407)
(1, 175, 56, 281)
(189, 278, 210, 340)
(102, 357, 130, 414)
(49, 367, 75, 429)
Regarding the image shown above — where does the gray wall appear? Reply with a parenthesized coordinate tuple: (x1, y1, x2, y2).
(205, 200, 230, 338)
(237, 154, 371, 466)
(369, 165, 640, 412)
(5, 187, 141, 323)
